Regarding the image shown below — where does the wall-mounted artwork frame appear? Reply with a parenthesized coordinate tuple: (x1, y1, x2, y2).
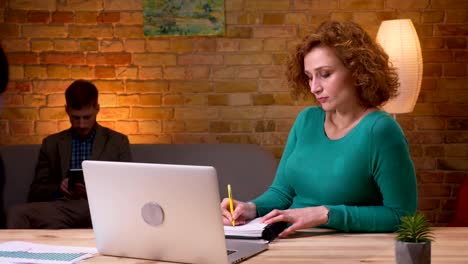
(143, 0, 225, 36)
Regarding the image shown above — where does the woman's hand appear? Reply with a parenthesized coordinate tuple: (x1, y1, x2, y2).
(220, 199, 257, 226)
(261, 206, 329, 237)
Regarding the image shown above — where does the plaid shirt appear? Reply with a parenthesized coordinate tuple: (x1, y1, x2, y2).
(69, 130, 96, 170)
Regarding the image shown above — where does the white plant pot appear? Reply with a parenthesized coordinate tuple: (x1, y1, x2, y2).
(395, 240, 431, 264)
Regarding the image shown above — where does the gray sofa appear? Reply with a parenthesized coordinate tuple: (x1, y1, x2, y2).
(0, 144, 278, 227)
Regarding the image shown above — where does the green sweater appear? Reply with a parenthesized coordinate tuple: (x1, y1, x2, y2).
(252, 107, 417, 232)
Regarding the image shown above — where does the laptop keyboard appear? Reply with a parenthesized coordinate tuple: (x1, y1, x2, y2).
(227, 249, 237, 255)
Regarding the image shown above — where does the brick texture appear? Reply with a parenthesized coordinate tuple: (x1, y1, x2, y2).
(0, 0, 467, 226)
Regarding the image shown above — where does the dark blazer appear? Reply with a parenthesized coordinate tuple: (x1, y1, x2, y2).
(28, 124, 132, 202)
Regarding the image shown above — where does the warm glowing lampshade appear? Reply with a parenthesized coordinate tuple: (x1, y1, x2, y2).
(376, 19, 423, 114)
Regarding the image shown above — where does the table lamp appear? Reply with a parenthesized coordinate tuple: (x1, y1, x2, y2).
(376, 19, 423, 117)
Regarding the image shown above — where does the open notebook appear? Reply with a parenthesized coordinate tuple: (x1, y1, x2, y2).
(224, 218, 287, 242)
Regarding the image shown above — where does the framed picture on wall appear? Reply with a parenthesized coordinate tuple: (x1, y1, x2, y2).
(143, 0, 225, 36)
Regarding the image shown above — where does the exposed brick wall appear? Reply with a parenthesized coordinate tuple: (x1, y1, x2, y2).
(0, 0, 467, 225)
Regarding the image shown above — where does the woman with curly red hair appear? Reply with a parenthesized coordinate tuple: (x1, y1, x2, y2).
(221, 21, 417, 236)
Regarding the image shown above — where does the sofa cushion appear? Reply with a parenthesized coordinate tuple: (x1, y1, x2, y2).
(0, 143, 278, 218)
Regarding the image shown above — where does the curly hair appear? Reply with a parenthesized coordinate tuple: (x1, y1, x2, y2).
(286, 20, 399, 108)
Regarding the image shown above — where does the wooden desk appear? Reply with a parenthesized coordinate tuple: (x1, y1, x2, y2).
(1, 227, 467, 263)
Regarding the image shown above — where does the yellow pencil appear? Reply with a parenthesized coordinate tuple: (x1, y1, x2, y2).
(227, 184, 236, 226)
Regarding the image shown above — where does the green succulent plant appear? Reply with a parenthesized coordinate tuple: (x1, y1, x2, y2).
(396, 213, 434, 243)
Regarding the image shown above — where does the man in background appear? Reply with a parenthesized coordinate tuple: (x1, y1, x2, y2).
(6, 80, 132, 228)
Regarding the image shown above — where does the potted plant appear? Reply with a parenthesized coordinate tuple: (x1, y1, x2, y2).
(395, 213, 434, 264)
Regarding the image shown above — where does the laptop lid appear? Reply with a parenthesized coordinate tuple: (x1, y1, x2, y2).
(82, 160, 267, 264)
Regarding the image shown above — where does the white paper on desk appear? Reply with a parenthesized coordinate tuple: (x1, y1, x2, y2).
(0, 241, 97, 264)
(224, 217, 268, 237)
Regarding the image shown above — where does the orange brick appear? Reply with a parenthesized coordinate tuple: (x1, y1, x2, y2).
(120, 12, 143, 24)
(432, 0, 468, 8)
(162, 120, 184, 133)
(129, 134, 172, 144)
(255, 120, 275, 132)
(98, 12, 120, 24)
(386, 0, 429, 9)
(261, 65, 283, 78)
(27, 11, 50, 23)
(263, 13, 285, 25)
(184, 95, 205, 105)
(147, 39, 170, 52)
(40, 53, 85, 65)
(10, 0, 55, 10)
(116, 66, 138, 79)
(75, 12, 98, 24)
(212, 66, 235, 78)
(238, 66, 260, 78)
(226, 26, 252, 38)
(69, 25, 113, 38)
(245, 0, 290, 10)
(435, 24, 468, 36)
(274, 93, 294, 105)
(444, 63, 466, 77)
(39, 107, 67, 120)
(87, 53, 131, 65)
(126, 81, 168, 93)
(103, 0, 142, 10)
(253, 26, 297, 38)
(117, 94, 139, 105)
(423, 64, 442, 77)
(185, 120, 210, 132)
(5, 10, 27, 23)
(31, 40, 54, 52)
(239, 39, 263, 51)
(46, 94, 65, 106)
(132, 107, 173, 119)
(23, 94, 46, 106)
(226, 0, 243, 11)
(124, 39, 145, 52)
(224, 54, 271, 65)
(294, 0, 338, 10)
(163, 94, 185, 106)
(47, 65, 70, 79)
(341, 0, 384, 9)
(114, 25, 143, 38)
(93, 80, 124, 92)
(99, 39, 124, 52)
(99, 107, 130, 120)
(1, 39, 29, 52)
(238, 13, 262, 24)
(422, 11, 445, 23)
(175, 107, 217, 119)
(52, 11, 74, 23)
(208, 95, 228, 106)
(7, 81, 32, 93)
(54, 39, 79, 51)
(139, 120, 162, 133)
(421, 37, 445, 49)
(9, 65, 24, 80)
(99, 93, 117, 106)
(115, 121, 138, 134)
(210, 121, 231, 133)
(421, 51, 452, 63)
(34, 80, 70, 93)
(253, 94, 274, 105)
(214, 80, 257, 93)
(178, 54, 223, 65)
(163, 67, 186, 80)
(446, 10, 468, 23)
(22, 25, 67, 38)
(139, 67, 163, 80)
(259, 79, 287, 92)
(71, 66, 93, 79)
(170, 81, 211, 93)
(56, 0, 102, 11)
(3, 94, 23, 106)
(216, 39, 239, 52)
(219, 106, 263, 119)
(170, 39, 193, 53)
(7, 52, 38, 65)
(228, 93, 251, 105)
(140, 94, 162, 106)
(133, 53, 176, 66)
(193, 39, 217, 52)
(446, 38, 466, 49)
(95, 66, 115, 78)
(35, 120, 59, 135)
(1, 107, 37, 120)
(187, 66, 209, 79)
(80, 39, 99, 51)
(10, 120, 34, 135)
(24, 65, 47, 78)
(454, 51, 468, 63)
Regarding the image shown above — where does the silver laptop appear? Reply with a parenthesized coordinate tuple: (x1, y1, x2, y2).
(82, 160, 267, 264)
